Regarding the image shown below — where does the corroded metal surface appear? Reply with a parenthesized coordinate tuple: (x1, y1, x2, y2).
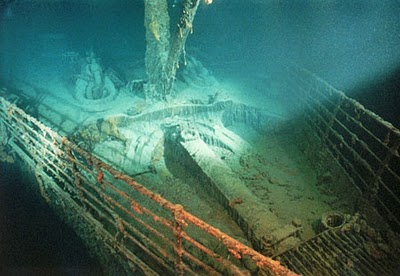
(0, 95, 297, 275)
(287, 65, 400, 232)
(277, 221, 400, 275)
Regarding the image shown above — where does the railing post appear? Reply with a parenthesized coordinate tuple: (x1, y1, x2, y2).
(64, 144, 87, 210)
(173, 204, 186, 275)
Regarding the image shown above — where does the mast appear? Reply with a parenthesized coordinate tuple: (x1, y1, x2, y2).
(144, 0, 207, 101)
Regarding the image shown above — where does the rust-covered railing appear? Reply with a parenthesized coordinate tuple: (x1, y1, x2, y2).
(0, 95, 297, 275)
(286, 66, 400, 232)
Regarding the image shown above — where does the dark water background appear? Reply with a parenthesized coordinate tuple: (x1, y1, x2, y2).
(0, 161, 102, 274)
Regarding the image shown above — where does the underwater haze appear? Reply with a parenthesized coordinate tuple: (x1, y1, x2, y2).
(0, 0, 400, 273)
(1, 1, 400, 91)
(1, 0, 399, 123)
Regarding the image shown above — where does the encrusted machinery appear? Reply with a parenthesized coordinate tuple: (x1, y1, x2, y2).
(71, 99, 304, 256)
(160, 102, 302, 255)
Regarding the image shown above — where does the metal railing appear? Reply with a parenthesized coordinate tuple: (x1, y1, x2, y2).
(0, 95, 297, 275)
(286, 66, 400, 232)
